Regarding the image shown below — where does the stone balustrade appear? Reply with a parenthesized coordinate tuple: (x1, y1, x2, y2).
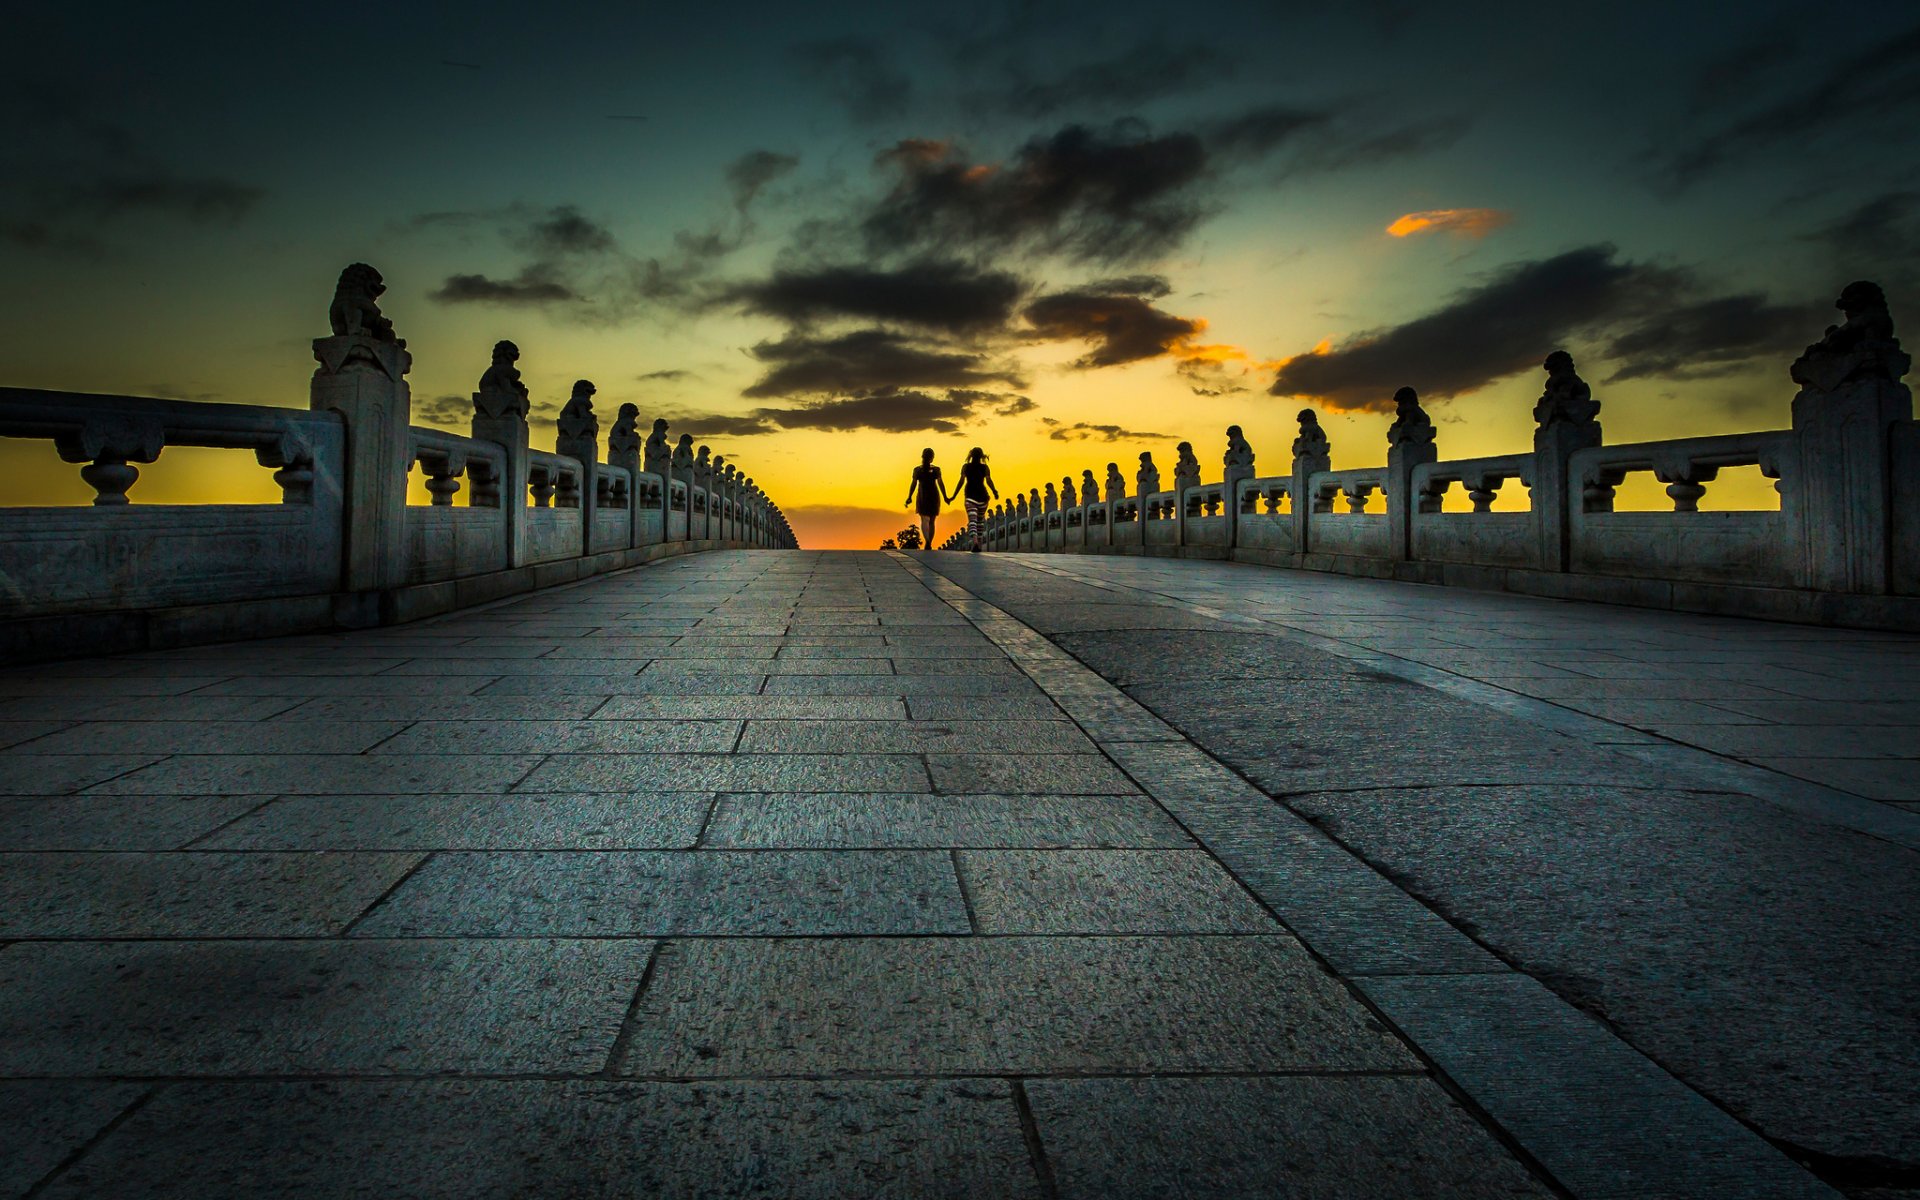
(0, 263, 797, 662)
(980, 282, 1920, 632)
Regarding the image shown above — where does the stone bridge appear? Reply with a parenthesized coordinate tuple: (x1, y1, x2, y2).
(1, 270, 1917, 1198)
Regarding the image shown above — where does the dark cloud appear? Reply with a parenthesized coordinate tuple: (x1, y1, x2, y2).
(1279, 115, 1469, 178)
(0, 99, 265, 256)
(668, 412, 779, 437)
(1269, 245, 1685, 411)
(1808, 191, 1920, 297)
(757, 387, 982, 433)
(414, 395, 472, 426)
(742, 328, 1022, 398)
(726, 151, 800, 210)
(1022, 277, 1202, 368)
(861, 125, 1211, 265)
(796, 37, 911, 122)
(509, 206, 616, 256)
(728, 261, 1025, 332)
(1203, 106, 1332, 157)
(637, 368, 694, 382)
(1603, 293, 1820, 383)
(1654, 24, 1920, 188)
(429, 265, 577, 305)
(665, 386, 1034, 437)
(1041, 418, 1175, 442)
(975, 39, 1231, 117)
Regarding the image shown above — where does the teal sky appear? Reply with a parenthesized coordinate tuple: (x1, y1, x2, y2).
(4, 0, 1916, 544)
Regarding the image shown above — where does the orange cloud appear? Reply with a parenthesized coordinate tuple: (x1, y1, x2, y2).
(1385, 208, 1512, 239)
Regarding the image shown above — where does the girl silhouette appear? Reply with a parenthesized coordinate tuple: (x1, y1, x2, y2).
(904, 447, 945, 548)
(954, 447, 998, 552)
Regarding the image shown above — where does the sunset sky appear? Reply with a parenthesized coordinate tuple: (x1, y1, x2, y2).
(3, 1, 1917, 547)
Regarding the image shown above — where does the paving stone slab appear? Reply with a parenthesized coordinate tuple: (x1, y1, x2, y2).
(198, 676, 500, 697)
(0, 677, 233, 699)
(703, 793, 1192, 848)
(928, 753, 1139, 794)
(0, 1081, 148, 1198)
(740, 719, 1094, 755)
(0, 755, 165, 795)
(479, 673, 768, 696)
(1, 794, 271, 850)
(595, 695, 906, 720)
(1361, 974, 1840, 1200)
(272, 695, 612, 721)
(1750, 757, 1920, 802)
(10, 721, 407, 756)
(761, 674, 1023, 696)
(87, 754, 545, 796)
(1296, 783, 1920, 1167)
(371, 719, 740, 755)
(520, 752, 931, 793)
(617, 935, 1414, 1076)
(1028, 1075, 1552, 1200)
(904, 697, 1065, 721)
(958, 849, 1278, 934)
(39, 1079, 1042, 1200)
(200, 793, 713, 851)
(382, 658, 644, 676)
(0, 695, 300, 722)
(0, 851, 422, 938)
(0, 939, 651, 1076)
(0, 721, 79, 750)
(352, 850, 968, 937)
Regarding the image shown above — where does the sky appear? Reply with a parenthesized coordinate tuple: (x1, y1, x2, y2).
(3, 0, 1918, 547)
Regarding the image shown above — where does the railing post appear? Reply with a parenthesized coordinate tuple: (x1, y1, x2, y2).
(608, 404, 641, 548)
(1529, 352, 1602, 573)
(1291, 410, 1330, 557)
(1173, 442, 1200, 549)
(310, 264, 412, 593)
(1789, 281, 1913, 593)
(556, 380, 600, 558)
(1223, 426, 1254, 550)
(1385, 388, 1437, 561)
(471, 340, 532, 567)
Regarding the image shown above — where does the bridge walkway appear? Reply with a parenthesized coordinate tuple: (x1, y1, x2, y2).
(0, 548, 1910, 1198)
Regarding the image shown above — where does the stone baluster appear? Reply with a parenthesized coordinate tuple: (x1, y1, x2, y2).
(1789, 281, 1912, 592)
(470, 337, 532, 565)
(1291, 410, 1331, 554)
(1223, 425, 1255, 545)
(312, 262, 413, 592)
(555, 380, 597, 541)
(54, 416, 165, 505)
(1385, 387, 1437, 560)
(1530, 351, 1601, 572)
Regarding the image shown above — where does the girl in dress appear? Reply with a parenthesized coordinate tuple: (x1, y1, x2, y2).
(904, 447, 945, 548)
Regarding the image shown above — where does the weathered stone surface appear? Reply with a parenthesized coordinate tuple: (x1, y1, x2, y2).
(39, 1080, 1042, 1200)
(0, 939, 650, 1076)
(1029, 1076, 1552, 1199)
(370, 719, 740, 755)
(618, 936, 1413, 1076)
(86, 754, 545, 795)
(928, 753, 1138, 794)
(704, 792, 1192, 848)
(201, 793, 714, 850)
(519, 753, 931, 793)
(0, 1081, 147, 1197)
(350, 850, 968, 936)
(959, 849, 1276, 933)
(1299, 783, 1920, 1167)
(1, 794, 269, 850)
(740, 719, 1094, 754)
(0, 852, 421, 937)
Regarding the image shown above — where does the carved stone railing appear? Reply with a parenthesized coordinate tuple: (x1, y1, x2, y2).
(981, 283, 1920, 631)
(0, 263, 799, 662)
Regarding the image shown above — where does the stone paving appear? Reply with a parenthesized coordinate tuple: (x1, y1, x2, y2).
(0, 549, 1910, 1197)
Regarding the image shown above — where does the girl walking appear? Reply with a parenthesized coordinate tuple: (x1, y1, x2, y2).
(904, 447, 945, 549)
(955, 447, 997, 552)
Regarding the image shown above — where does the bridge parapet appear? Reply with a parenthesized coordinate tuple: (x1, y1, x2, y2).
(0, 263, 798, 663)
(984, 281, 1920, 632)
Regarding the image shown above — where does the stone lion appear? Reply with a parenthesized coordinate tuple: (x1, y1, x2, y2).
(329, 263, 401, 344)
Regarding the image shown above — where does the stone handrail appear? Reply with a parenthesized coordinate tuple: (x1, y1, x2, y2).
(0, 263, 799, 663)
(980, 282, 1920, 632)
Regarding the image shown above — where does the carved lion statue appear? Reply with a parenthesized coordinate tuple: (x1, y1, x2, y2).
(328, 263, 401, 344)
